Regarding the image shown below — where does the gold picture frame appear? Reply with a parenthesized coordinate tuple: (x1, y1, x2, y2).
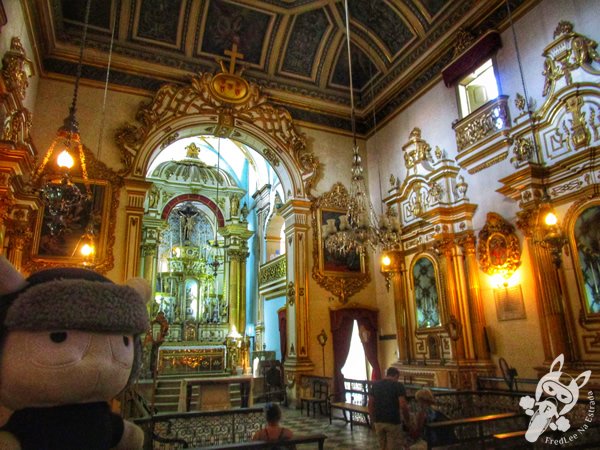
(23, 149, 122, 274)
(311, 183, 369, 303)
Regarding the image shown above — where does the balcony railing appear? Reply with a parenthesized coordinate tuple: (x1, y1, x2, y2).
(453, 95, 511, 152)
(259, 254, 286, 286)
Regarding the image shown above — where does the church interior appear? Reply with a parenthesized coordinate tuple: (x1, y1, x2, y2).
(1, 0, 600, 448)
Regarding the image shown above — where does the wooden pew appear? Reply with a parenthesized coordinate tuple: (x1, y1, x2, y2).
(190, 433, 327, 449)
(425, 411, 528, 449)
(329, 378, 371, 430)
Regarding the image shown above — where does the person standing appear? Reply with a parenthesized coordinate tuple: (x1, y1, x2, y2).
(368, 367, 410, 450)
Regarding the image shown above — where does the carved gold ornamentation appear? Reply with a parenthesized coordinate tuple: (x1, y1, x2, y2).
(452, 28, 476, 59)
(262, 147, 280, 167)
(403, 127, 432, 170)
(287, 281, 295, 306)
(467, 152, 508, 174)
(0, 37, 33, 151)
(259, 255, 287, 285)
(515, 93, 527, 113)
(564, 94, 591, 149)
(311, 183, 370, 303)
(510, 137, 534, 167)
(1, 37, 32, 101)
(477, 213, 521, 278)
(115, 72, 318, 194)
(453, 96, 510, 152)
(542, 21, 600, 98)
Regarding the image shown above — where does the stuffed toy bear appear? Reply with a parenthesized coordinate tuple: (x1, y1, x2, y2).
(0, 255, 149, 450)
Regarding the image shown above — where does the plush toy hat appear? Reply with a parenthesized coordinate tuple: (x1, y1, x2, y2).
(0, 256, 149, 450)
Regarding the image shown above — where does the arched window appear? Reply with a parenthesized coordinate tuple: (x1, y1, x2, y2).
(574, 205, 600, 314)
(412, 256, 442, 328)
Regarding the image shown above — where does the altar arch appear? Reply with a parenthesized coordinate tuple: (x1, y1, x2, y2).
(115, 71, 320, 383)
(116, 72, 318, 201)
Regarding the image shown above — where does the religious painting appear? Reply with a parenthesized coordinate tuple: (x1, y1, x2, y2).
(477, 212, 521, 278)
(411, 255, 442, 329)
(26, 177, 117, 274)
(23, 149, 123, 275)
(573, 204, 600, 315)
(311, 183, 370, 304)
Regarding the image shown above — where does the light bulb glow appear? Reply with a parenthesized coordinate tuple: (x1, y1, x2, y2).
(544, 212, 558, 226)
(56, 150, 75, 169)
(382, 255, 391, 266)
(80, 243, 95, 257)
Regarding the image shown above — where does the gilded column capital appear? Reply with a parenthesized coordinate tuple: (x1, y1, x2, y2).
(457, 232, 476, 255)
(141, 243, 157, 257)
(434, 236, 455, 257)
(516, 207, 538, 238)
(227, 248, 249, 261)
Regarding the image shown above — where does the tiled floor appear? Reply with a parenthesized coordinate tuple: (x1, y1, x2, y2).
(277, 405, 379, 449)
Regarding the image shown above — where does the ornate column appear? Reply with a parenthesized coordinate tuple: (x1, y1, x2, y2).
(226, 247, 249, 334)
(140, 217, 165, 290)
(384, 251, 412, 363)
(5, 207, 33, 271)
(451, 241, 475, 361)
(221, 222, 253, 334)
(517, 208, 573, 362)
(0, 191, 14, 254)
(280, 199, 314, 405)
(394, 265, 412, 363)
(458, 232, 490, 360)
(123, 179, 152, 281)
(434, 236, 465, 360)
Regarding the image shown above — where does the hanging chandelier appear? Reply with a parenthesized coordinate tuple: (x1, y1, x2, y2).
(323, 0, 401, 256)
(30, 0, 92, 236)
(207, 137, 224, 275)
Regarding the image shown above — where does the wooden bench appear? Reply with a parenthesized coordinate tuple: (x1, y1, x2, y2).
(329, 401, 370, 431)
(190, 433, 327, 449)
(329, 378, 371, 431)
(425, 411, 528, 449)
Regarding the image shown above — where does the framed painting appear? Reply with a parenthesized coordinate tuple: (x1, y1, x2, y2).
(23, 149, 123, 274)
(311, 183, 369, 304)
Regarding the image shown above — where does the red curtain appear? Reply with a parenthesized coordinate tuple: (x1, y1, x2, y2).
(330, 307, 382, 401)
(278, 308, 287, 364)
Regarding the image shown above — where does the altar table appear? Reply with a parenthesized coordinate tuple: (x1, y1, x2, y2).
(178, 375, 254, 412)
(158, 345, 225, 375)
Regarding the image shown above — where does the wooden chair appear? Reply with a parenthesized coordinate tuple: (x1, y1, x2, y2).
(263, 361, 286, 404)
(299, 379, 329, 417)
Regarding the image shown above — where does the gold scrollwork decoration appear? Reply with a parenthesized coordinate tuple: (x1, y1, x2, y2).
(477, 212, 521, 278)
(259, 255, 287, 285)
(453, 96, 511, 152)
(542, 21, 600, 98)
(115, 71, 318, 195)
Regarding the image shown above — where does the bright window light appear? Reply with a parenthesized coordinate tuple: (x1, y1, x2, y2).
(458, 59, 499, 117)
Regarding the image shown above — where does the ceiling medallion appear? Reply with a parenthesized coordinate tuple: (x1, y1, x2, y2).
(209, 42, 250, 105)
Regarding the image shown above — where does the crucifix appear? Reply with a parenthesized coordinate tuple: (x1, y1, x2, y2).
(224, 42, 244, 74)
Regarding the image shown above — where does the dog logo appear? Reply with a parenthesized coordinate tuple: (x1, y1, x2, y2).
(519, 354, 591, 442)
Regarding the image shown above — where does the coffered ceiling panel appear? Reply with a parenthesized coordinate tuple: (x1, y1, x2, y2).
(31, 0, 536, 132)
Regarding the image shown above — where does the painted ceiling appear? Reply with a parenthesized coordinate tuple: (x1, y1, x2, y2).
(29, 0, 534, 132)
